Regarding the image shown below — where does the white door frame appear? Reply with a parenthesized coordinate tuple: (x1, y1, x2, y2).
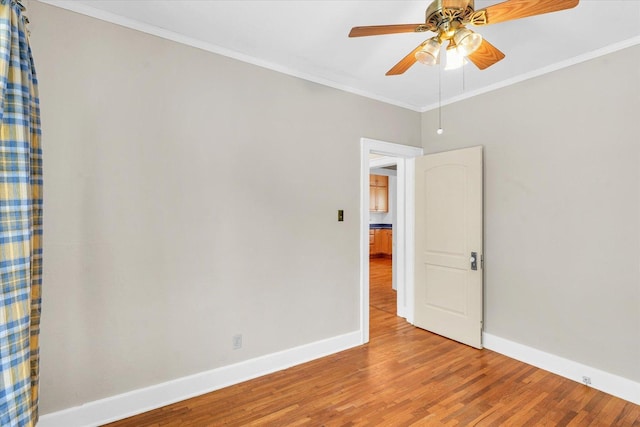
(360, 138, 423, 344)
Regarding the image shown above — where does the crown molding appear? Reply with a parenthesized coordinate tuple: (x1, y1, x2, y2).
(420, 36, 640, 112)
(37, 0, 423, 112)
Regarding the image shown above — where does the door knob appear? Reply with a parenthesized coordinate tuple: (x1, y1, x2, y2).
(470, 252, 478, 270)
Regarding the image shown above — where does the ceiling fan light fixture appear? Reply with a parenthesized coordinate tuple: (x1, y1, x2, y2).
(453, 28, 483, 57)
(445, 43, 466, 70)
(415, 37, 441, 66)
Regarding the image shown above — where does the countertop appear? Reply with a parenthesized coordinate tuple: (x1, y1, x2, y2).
(369, 223, 392, 229)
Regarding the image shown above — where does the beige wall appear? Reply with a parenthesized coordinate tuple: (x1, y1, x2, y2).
(30, 2, 421, 414)
(422, 45, 640, 383)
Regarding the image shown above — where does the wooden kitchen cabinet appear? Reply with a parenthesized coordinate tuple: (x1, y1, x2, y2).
(370, 174, 388, 187)
(373, 229, 384, 255)
(369, 229, 375, 254)
(383, 229, 392, 254)
(369, 174, 388, 212)
(370, 228, 392, 258)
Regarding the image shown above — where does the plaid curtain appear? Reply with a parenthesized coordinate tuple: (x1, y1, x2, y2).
(0, 1, 41, 426)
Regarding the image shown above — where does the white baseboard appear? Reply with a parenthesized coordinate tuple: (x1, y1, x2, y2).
(38, 331, 362, 427)
(483, 332, 640, 405)
(38, 330, 640, 426)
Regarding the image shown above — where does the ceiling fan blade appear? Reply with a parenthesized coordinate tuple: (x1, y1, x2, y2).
(349, 24, 430, 37)
(386, 42, 428, 75)
(467, 39, 505, 70)
(476, 0, 579, 25)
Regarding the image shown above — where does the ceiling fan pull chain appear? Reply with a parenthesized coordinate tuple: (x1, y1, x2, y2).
(437, 64, 444, 135)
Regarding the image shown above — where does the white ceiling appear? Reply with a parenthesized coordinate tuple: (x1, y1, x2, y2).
(43, 0, 640, 111)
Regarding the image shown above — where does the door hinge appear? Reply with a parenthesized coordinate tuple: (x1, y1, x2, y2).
(481, 254, 484, 270)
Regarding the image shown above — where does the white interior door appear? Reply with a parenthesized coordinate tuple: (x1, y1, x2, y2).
(414, 146, 483, 349)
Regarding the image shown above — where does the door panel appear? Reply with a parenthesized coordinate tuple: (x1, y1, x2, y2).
(425, 265, 467, 314)
(414, 146, 483, 349)
(425, 165, 466, 255)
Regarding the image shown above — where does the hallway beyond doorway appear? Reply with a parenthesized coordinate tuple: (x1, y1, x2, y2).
(369, 257, 395, 315)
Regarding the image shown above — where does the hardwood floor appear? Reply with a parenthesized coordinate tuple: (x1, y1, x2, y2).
(106, 259, 640, 426)
(369, 257, 395, 315)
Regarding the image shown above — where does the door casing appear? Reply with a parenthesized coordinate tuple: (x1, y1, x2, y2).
(360, 138, 423, 344)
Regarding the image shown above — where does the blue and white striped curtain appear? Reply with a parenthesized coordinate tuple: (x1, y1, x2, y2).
(0, 1, 42, 425)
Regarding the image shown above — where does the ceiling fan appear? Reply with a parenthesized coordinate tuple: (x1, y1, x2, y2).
(349, 0, 579, 75)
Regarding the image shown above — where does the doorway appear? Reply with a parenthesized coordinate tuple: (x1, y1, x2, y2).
(369, 162, 397, 317)
(359, 138, 423, 344)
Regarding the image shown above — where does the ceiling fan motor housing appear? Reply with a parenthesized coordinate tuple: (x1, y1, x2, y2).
(426, 0, 477, 39)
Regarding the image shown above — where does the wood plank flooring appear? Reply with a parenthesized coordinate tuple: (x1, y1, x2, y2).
(369, 257, 396, 315)
(105, 259, 640, 426)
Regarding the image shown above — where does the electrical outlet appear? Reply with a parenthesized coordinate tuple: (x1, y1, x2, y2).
(232, 334, 242, 350)
(582, 376, 591, 385)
